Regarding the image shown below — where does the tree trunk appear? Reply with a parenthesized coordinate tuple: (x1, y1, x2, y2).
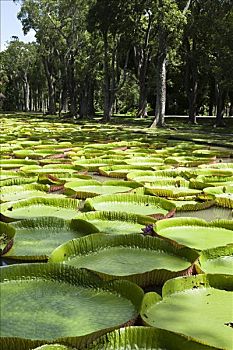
(229, 91, 233, 116)
(67, 54, 77, 117)
(215, 82, 226, 127)
(208, 78, 215, 116)
(23, 75, 30, 112)
(184, 38, 198, 124)
(151, 28, 167, 128)
(137, 81, 148, 118)
(187, 78, 197, 124)
(87, 82, 95, 117)
(43, 58, 56, 115)
(135, 12, 152, 118)
(103, 33, 113, 122)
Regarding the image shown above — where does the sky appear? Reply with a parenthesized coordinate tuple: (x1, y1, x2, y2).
(0, 0, 36, 51)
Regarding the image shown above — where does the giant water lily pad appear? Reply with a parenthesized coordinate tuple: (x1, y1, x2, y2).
(155, 218, 233, 250)
(74, 158, 125, 171)
(141, 274, 233, 350)
(3, 217, 96, 261)
(190, 175, 233, 190)
(0, 264, 143, 349)
(0, 184, 50, 203)
(0, 159, 38, 169)
(72, 211, 156, 235)
(88, 326, 214, 350)
(33, 345, 75, 350)
(0, 176, 38, 187)
(204, 185, 233, 208)
(64, 180, 134, 199)
(85, 194, 176, 218)
(21, 164, 85, 175)
(127, 170, 174, 183)
(50, 234, 199, 286)
(144, 179, 201, 198)
(170, 199, 215, 212)
(196, 245, 233, 275)
(98, 165, 153, 178)
(175, 206, 232, 221)
(1, 197, 80, 221)
(125, 157, 164, 167)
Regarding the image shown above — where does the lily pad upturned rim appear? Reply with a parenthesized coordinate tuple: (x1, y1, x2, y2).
(154, 217, 233, 250)
(49, 233, 199, 286)
(72, 210, 157, 234)
(0, 263, 144, 350)
(3, 216, 97, 261)
(195, 244, 233, 275)
(141, 274, 233, 350)
(88, 326, 216, 350)
(84, 193, 176, 215)
(0, 197, 80, 221)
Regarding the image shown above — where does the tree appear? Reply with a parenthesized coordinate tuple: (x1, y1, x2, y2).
(150, 0, 192, 127)
(88, 0, 141, 121)
(0, 38, 42, 112)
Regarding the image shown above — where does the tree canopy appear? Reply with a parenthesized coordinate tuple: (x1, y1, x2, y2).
(1, 0, 233, 126)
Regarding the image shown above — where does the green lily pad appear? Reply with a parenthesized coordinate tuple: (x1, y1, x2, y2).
(196, 245, 233, 275)
(204, 185, 233, 208)
(50, 234, 199, 287)
(0, 264, 143, 349)
(141, 274, 233, 350)
(0, 159, 38, 169)
(88, 326, 215, 350)
(3, 217, 96, 261)
(0, 184, 49, 203)
(1, 197, 80, 221)
(170, 199, 215, 211)
(175, 206, 233, 221)
(155, 217, 233, 250)
(125, 157, 164, 167)
(98, 165, 153, 178)
(64, 180, 134, 199)
(144, 179, 201, 198)
(74, 158, 125, 171)
(85, 193, 176, 218)
(72, 211, 156, 235)
(32, 345, 75, 350)
(0, 176, 38, 187)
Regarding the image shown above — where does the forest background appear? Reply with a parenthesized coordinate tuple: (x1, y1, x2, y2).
(1, 0, 233, 128)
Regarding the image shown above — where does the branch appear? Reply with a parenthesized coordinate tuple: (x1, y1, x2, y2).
(183, 0, 192, 13)
(113, 48, 130, 93)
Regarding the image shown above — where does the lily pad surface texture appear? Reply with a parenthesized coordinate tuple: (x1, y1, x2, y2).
(0, 264, 143, 350)
(141, 274, 233, 350)
(1, 115, 233, 350)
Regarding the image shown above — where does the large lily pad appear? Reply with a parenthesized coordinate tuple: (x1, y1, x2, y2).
(0, 184, 49, 203)
(98, 165, 153, 178)
(155, 217, 233, 250)
(196, 245, 233, 275)
(64, 180, 134, 199)
(32, 345, 75, 350)
(50, 234, 199, 286)
(88, 326, 215, 350)
(72, 211, 156, 235)
(0, 159, 38, 169)
(0, 264, 143, 349)
(74, 158, 125, 171)
(1, 197, 80, 221)
(0, 176, 38, 187)
(3, 217, 96, 261)
(144, 179, 201, 198)
(141, 274, 233, 350)
(204, 185, 233, 208)
(85, 193, 176, 218)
